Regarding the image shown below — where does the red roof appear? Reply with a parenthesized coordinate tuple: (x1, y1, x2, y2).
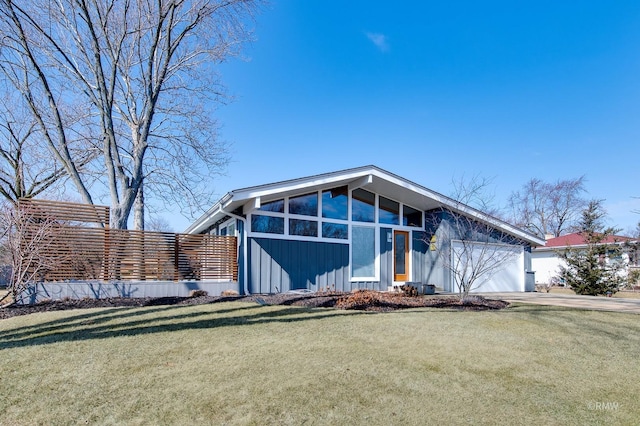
(544, 232, 635, 248)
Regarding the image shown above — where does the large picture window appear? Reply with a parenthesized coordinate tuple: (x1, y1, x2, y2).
(289, 192, 318, 216)
(289, 218, 318, 237)
(322, 186, 348, 220)
(322, 222, 348, 239)
(352, 189, 375, 223)
(259, 199, 284, 213)
(379, 196, 399, 225)
(251, 215, 284, 234)
(249, 189, 423, 273)
(352, 226, 376, 278)
(403, 205, 422, 227)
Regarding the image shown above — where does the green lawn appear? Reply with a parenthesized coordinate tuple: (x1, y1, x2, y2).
(0, 302, 638, 425)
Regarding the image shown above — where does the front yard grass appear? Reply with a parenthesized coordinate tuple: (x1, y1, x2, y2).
(1, 302, 638, 425)
(548, 286, 640, 299)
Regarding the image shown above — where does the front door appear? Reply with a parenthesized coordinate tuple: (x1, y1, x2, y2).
(394, 230, 409, 281)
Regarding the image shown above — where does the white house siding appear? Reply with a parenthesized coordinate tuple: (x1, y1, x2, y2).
(531, 250, 564, 285)
(451, 241, 525, 292)
(531, 248, 632, 286)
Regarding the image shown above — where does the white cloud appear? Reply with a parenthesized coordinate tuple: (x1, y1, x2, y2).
(365, 32, 389, 52)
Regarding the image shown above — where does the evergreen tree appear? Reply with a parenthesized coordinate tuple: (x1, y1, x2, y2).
(558, 200, 625, 296)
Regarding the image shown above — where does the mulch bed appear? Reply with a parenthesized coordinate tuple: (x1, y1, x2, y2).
(0, 291, 509, 320)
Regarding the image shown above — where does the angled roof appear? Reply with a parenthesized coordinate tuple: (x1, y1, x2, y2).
(185, 165, 544, 245)
(543, 232, 636, 248)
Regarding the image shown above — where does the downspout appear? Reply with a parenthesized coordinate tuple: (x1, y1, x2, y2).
(219, 207, 249, 295)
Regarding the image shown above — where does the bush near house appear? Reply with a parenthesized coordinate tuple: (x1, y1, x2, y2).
(559, 201, 626, 296)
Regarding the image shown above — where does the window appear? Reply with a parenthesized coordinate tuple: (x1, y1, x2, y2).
(403, 205, 422, 227)
(289, 192, 318, 216)
(322, 222, 348, 239)
(249, 188, 420, 258)
(289, 218, 318, 237)
(259, 199, 284, 213)
(379, 196, 399, 225)
(219, 220, 236, 236)
(322, 186, 348, 220)
(352, 189, 375, 222)
(352, 226, 376, 278)
(251, 215, 284, 234)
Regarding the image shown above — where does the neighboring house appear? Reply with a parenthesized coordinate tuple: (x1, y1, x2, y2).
(186, 165, 544, 294)
(531, 233, 639, 286)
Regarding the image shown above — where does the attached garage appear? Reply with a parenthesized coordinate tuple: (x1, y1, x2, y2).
(450, 241, 525, 293)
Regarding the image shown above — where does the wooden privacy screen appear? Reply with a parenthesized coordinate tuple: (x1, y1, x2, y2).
(19, 198, 110, 226)
(18, 199, 238, 282)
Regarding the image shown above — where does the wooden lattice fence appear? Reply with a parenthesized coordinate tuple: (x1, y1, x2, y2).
(17, 199, 237, 282)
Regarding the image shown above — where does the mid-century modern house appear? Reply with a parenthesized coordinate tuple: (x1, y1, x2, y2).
(186, 166, 544, 294)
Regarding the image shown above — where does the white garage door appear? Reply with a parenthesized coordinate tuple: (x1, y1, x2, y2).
(451, 241, 525, 293)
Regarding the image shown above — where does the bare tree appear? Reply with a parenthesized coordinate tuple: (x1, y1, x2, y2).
(508, 176, 587, 239)
(0, 89, 97, 204)
(0, 202, 61, 305)
(449, 174, 507, 217)
(0, 0, 258, 229)
(146, 215, 174, 233)
(426, 176, 527, 301)
(0, 92, 70, 204)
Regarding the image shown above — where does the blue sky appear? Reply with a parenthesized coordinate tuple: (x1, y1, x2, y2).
(171, 0, 640, 233)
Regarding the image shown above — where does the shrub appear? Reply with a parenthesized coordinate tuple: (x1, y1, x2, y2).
(399, 284, 419, 297)
(189, 290, 208, 298)
(336, 290, 382, 310)
(220, 289, 239, 297)
(459, 295, 488, 306)
(626, 269, 640, 290)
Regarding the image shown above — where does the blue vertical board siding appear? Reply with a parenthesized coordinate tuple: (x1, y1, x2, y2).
(380, 228, 393, 289)
(248, 238, 349, 293)
(238, 220, 245, 294)
(317, 245, 346, 291)
(412, 231, 429, 284)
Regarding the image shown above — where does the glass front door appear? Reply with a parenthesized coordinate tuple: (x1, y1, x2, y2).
(394, 230, 409, 281)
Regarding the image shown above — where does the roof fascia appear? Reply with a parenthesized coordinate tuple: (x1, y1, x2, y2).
(443, 202, 545, 246)
(184, 192, 234, 234)
(186, 165, 545, 245)
(536, 240, 637, 251)
(231, 166, 377, 201)
(369, 168, 544, 246)
(348, 173, 373, 191)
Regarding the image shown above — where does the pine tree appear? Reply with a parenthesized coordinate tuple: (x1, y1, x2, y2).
(558, 200, 625, 296)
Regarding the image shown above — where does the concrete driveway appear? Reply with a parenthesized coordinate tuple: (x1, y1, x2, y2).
(480, 292, 640, 314)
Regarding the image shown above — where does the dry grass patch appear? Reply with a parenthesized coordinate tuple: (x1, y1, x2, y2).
(548, 287, 640, 299)
(0, 302, 638, 425)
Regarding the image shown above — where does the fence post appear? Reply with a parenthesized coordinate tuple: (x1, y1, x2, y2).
(174, 234, 180, 282)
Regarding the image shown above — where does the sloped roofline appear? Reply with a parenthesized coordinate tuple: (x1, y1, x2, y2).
(535, 232, 637, 251)
(185, 165, 545, 245)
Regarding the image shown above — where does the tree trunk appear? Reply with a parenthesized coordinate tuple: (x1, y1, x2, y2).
(134, 182, 144, 231)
